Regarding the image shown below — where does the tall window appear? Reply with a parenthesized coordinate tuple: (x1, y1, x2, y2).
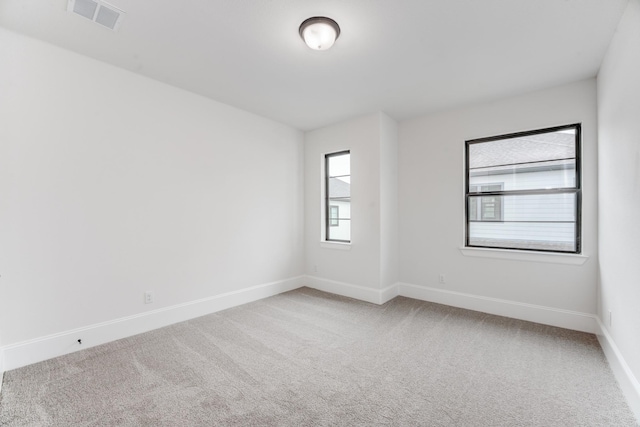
(325, 151, 351, 242)
(465, 124, 581, 253)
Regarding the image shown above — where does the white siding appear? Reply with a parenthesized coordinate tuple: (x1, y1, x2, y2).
(469, 169, 576, 245)
(470, 169, 575, 191)
(327, 200, 351, 241)
(470, 223, 575, 243)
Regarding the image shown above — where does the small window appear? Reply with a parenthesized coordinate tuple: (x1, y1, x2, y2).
(469, 184, 503, 222)
(329, 205, 339, 226)
(465, 124, 581, 253)
(325, 151, 351, 242)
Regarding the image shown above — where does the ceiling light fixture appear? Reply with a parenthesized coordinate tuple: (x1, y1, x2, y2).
(299, 17, 340, 51)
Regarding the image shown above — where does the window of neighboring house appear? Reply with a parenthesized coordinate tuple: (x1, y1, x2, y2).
(469, 184, 503, 221)
(325, 151, 351, 242)
(329, 205, 339, 226)
(465, 124, 581, 253)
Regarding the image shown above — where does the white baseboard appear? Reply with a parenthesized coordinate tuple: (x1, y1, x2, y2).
(305, 275, 399, 305)
(596, 319, 640, 422)
(3, 276, 635, 421)
(397, 282, 598, 334)
(1, 276, 304, 372)
(302, 278, 597, 333)
(380, 283, 400, 304)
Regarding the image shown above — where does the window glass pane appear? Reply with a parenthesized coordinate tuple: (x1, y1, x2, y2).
(469, 129, 575, 169)
(469, 128, 576, 192)
(328, 153, 350, 177)
(327, 219, 351, 241)
(326, 151, 351, 242)
(468, 193, 577, 252)
(469, 159, 576, 192)
(328, 177, 351, 198)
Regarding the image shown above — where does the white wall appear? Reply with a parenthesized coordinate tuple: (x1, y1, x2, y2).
(0, 28, 304, 349)
(304, 112, 399, 297)
(304, 114, 382, 289)
(597, 0, 640, 416)
(399, 79, 598, 314)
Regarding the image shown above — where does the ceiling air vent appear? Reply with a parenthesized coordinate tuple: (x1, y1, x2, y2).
(67, 0, 125, 31)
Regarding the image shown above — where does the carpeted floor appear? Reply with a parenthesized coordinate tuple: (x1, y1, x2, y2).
(0, 287, 637, 426)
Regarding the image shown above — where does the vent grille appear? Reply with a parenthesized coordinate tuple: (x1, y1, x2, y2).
(67, 0, 125, 31)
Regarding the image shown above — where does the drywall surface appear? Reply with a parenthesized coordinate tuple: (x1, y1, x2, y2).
(379, 113, 399, 289)
(0, 28, 304, 346)
(399, 79, 598, 314)
(597, 0, 640, 392)
(304, 114, 382, 289)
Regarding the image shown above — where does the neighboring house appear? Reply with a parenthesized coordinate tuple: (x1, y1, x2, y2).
(328, 177, 351, 241)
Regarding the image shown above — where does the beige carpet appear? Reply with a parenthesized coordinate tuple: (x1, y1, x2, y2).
(0, 287, 637, 426)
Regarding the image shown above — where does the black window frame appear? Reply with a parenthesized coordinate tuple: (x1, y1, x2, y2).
(465, 123, 582, 254)
(325, 150, 351, 243)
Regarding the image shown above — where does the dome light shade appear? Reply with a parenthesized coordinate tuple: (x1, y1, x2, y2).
(299, 17, 340, 50)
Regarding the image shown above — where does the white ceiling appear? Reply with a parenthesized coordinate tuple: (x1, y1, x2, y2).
(0, 0, 629, 130)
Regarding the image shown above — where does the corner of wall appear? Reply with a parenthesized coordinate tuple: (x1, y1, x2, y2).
(596, 0, 640, 421)
(398, 282, 598, 334)
(304, 275, 399, 305)
(595, 319, 640, 422)
(379, 112, 400, 289)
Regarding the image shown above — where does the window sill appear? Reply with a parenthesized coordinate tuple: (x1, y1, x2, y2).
(320, 241, 352, 251)
(459, 247, 588, 265)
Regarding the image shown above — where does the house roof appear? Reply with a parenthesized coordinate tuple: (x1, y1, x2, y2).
(469, 131, 576, 170)
(329, 178, 350, 199)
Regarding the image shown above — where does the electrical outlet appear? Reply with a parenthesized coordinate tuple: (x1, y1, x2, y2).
(609, 310, 612, 326)
(439, 274, 446, 284)
(144, 291, 154, 304)
(313, 265, 318, 273)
